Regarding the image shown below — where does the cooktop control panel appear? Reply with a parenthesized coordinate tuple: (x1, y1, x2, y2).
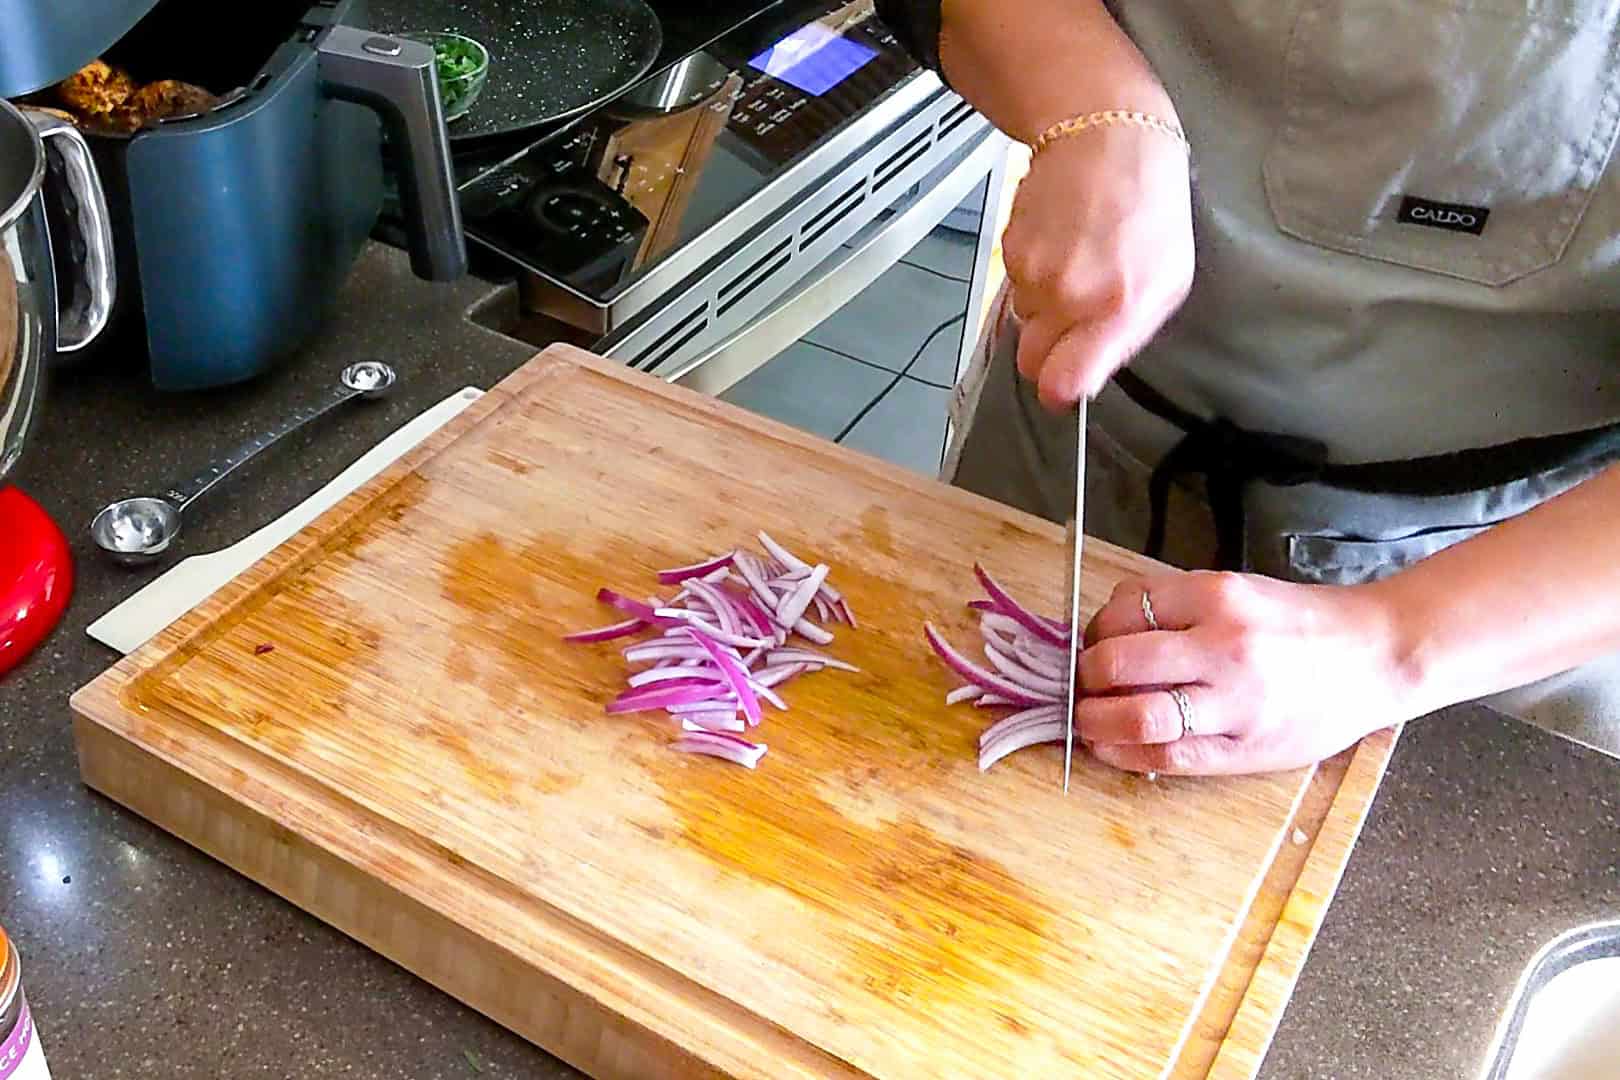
(456, 0, 920, 304)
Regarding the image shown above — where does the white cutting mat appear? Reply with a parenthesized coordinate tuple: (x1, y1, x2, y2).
(89, 387, 484, 655)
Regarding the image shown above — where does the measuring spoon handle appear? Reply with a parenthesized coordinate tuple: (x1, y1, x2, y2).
(160, 381, 369, 513)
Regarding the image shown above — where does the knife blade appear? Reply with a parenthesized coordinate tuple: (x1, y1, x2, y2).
(1062, 400, 1086, 793)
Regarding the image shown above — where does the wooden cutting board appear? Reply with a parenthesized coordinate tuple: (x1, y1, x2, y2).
(71, 344, 1396, 1079)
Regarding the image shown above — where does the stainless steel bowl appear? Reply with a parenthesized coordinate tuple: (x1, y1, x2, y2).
(0, 99, 115, 488)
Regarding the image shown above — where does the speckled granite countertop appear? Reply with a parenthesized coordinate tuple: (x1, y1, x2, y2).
(3, 243, 1617, 1078)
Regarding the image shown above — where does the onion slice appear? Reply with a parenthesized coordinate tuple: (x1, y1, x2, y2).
(681, 714, 747, 734)
(672, 731, 767, 769)
(983, 643, 1068, 699)
(624, 643, 711, 664)
(607, 683, 735, 714)
(1013, 637, 1068, 680)
(736, 593, 777, 639)
(666, 698, 737, 714)
(570, 536, 861, 770)
(596, 589, 666, 624)
(685, 627, 763, 727)
(923, 623, 1061, 707)
(972, 564, 1068, 646)
(978, 704, 1065, 748)
(653, 609, 771, 649)
(563, 617, 647, 643)
(791, 618, 834, 645)
(836, 598, 858, 628)
(766, 648, 860, 673)
(685, 579, 744, 637)
(978, 719, 1066, 771)
(752, 662, 809, 688)
(777, 566, 830, 634)
(926, 566, 1079, 777)
(627, 667, 725, 689)
(757, 531, 809, 573)
(657, 551, 736, 585)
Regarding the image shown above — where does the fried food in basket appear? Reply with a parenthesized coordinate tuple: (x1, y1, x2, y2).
(57, 60, 136, 118)
(125, 79, 218, 121)
(53, 61, 219, 133)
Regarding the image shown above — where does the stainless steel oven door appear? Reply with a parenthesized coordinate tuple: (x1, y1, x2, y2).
(658, 131, 1006, 401)
(595, 77, 1005, 399)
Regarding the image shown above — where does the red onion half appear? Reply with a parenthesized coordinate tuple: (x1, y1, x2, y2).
(566, 534, 860, 768)
(925, 565, 1076, 772)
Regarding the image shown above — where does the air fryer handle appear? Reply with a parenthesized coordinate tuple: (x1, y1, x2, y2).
(317, 25, 466, 281)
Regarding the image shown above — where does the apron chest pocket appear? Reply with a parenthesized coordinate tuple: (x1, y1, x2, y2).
(1262, 0, 1620, 286)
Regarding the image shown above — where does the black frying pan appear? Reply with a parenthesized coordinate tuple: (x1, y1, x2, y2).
(370, 0, 663, 142)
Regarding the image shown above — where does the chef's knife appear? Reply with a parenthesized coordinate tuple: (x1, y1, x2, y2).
(1062, 401, 1086, 793)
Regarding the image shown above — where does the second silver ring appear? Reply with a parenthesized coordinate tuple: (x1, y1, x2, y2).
(1141, 588, 1159, 631)
(1168, 686, 1195, 739)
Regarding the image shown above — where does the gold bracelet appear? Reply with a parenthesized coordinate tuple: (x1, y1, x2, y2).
(1031, 110, 1189, 156)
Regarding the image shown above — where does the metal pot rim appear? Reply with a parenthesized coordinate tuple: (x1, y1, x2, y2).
(0, 98, 47, 235)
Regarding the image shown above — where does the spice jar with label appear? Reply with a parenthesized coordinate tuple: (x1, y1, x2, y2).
(0, 925, 51, 1080)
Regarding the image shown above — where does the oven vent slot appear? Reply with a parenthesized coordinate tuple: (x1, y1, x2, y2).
(874, 129, 939, 191)
(939, 100, 977, 139)
(799, 180, 868, 252)
(631, 302, 710, 371)
(719, 236, 793, 304)
(801, 179, 866, 237)
(874, 129, 934, 191)
(874, 128, 939, 187)
(718, 239, 794, 317)
(642, 317, 712, 373)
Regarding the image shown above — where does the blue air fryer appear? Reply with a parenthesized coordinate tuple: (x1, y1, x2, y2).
(0, 0, 465, 389)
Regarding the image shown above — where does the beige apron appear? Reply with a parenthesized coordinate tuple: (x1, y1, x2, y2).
(945, 0, 1620, 758)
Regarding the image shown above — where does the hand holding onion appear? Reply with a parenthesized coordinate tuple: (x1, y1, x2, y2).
(1076, 571, 1419, 775)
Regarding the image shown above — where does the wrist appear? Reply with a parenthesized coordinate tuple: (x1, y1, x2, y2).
(1010, 83, 1182, 147)
(938, 0, 1180, 144)
(1006, 87, 1182, 150)
(1031, 110, 1189, 161)
(1355, 574, 1454, 719)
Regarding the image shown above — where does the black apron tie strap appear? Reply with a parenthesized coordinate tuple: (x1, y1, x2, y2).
(1114, 367, 1620, 572)
(1145, 415, 1330, 570)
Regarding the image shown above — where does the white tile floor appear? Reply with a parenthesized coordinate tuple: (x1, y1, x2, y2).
(721, 224, 977, 477)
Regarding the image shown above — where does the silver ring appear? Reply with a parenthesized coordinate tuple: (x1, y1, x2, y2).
(1168, 687, 1195, 739)
(1141, 588, 1159, 631)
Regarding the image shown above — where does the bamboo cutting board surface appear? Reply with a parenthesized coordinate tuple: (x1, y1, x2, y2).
(72, 345, 1396, 1079)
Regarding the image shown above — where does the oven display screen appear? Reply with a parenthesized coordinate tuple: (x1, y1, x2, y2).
(749, 23, 877, 96)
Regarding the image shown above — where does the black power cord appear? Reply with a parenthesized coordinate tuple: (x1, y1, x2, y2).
(899, 259, 971, 285)
(833, 312, 967, 443)
(803, 339, 955, 390)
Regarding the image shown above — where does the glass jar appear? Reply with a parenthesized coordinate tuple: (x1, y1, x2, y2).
(0, 925, 51, 1080)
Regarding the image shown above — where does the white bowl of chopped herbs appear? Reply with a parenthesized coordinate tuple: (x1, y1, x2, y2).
(401, 31, 489, 122)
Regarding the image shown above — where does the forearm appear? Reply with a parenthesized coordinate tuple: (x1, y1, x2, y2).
(1370, 462, 1620, 712)
(879, 0, 1178, 143)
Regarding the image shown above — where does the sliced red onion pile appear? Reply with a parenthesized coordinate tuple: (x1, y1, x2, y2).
(565, 533, 859, 769)
(924, 564, 1075, 772)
